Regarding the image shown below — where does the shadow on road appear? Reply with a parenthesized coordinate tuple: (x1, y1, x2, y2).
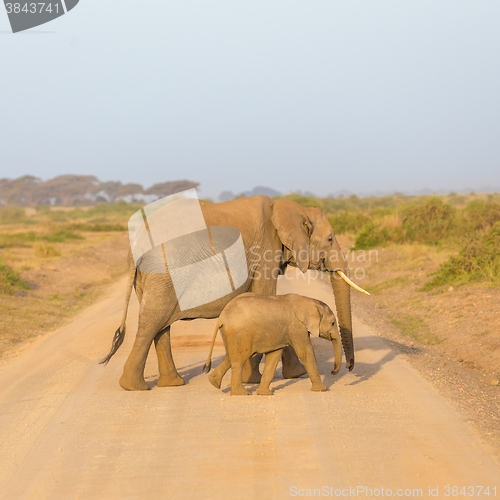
(146, 334, 421, 391)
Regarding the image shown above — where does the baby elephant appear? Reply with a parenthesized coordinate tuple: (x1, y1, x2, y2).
(202, 293, 342, 395)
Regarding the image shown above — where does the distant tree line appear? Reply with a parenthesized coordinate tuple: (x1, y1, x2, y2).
(0, 175, 199, 206)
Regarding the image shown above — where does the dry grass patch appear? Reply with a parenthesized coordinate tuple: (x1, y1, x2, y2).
(350, 243, 500, 376)
(34, 242, 60, 258)
(0, 206, 131, 358)
(390, 313, 442, 345)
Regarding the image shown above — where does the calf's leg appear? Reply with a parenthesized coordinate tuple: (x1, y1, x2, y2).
(293, 342, 327, 392)
(257, 349, 283, 395)
(209, 356, 231, 389)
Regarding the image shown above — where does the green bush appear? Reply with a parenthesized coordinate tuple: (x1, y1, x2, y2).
(422, 222, 500, 289)
(398, 197, 457, 244)
(461, 201, 500, 233)
(0, 258, 30, 295)
(34, 243, 60, 258)
(353, 197, 458, 249)
(328, 211, 370, 235)
(353, 221, 391, 250)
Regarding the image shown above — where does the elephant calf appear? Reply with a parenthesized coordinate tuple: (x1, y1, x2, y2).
(202, 293, 342, 395)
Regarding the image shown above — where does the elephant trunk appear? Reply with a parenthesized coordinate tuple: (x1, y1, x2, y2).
(328, 239, 354, 371)
(331, 324, 342, 375)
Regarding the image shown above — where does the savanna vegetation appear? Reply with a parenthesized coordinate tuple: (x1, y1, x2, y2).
(1, 193, 498, 382)
(0, 202, 135, 356)
(0, 257, 30, 295)
(277, 192, 500, 290)
(278, 191, 500, 382)
(0, 201, 136, 262)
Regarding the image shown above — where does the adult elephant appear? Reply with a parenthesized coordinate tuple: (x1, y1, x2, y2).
(102, 195, 364, 391)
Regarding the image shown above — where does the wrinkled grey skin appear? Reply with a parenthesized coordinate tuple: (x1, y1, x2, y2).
(204, 293, 342, 395)
(102, 195, 353, 391)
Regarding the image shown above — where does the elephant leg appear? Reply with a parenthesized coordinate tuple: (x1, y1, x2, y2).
(241, 354, 262, 384)
(120, 335, 153, 391)
(281, 345, 307, 379)
(209, 355, 231, 389)
(244, 268, 276, 384)
(120, 297, 171, 391)
(230, 360, 250, 396)
(155, 326, 185, 387)
(294, 343, 327, 392)
(257, 349, 283, 396)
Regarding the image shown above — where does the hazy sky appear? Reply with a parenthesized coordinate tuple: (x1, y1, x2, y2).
(1, 1, 500, 198)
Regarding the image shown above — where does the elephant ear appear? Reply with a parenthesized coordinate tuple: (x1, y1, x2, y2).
(292, 296, 321, 336)
(271, 199, 311, 273)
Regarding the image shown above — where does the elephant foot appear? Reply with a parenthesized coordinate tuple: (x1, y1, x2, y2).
(311, 381, 327, 392)
(119, 374, 150, 391)
(157, 373, 185, 387)
(256, 387, 273, 396)
(282, 362, 307, 379)
(209, 372, 222, 389)
(281, 346, 307, 379)
(241, 361, 262, 384)
(230, 386, 250, 396)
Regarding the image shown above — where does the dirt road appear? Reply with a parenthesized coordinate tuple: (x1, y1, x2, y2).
(0, 270, 498, 499)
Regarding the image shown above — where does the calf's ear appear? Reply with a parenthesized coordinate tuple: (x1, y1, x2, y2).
(292, 297, 321, 336)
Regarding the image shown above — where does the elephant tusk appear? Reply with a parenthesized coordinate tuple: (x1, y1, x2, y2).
(336, 270, 370, 296)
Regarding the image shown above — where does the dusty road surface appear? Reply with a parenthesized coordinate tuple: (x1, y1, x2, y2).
(0, 270, 499, 500)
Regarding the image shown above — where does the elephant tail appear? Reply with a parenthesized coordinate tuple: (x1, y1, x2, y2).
(100, 260, 136, 365)
(202, 319, 222, 374)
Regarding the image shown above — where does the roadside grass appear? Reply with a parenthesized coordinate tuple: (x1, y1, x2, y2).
(0, 285, 105, 355)
(0, 229, 130, 357)
(0, 258, 30, 295)
(474, 330, 490, 337)
(390, 314, 442, 345)
(421, 222, 500, 290)
(364, 275, 413, 295)
(391, 247, 448, 274)
(391, 295, 426, 311)
(0, 204, 134, 357)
